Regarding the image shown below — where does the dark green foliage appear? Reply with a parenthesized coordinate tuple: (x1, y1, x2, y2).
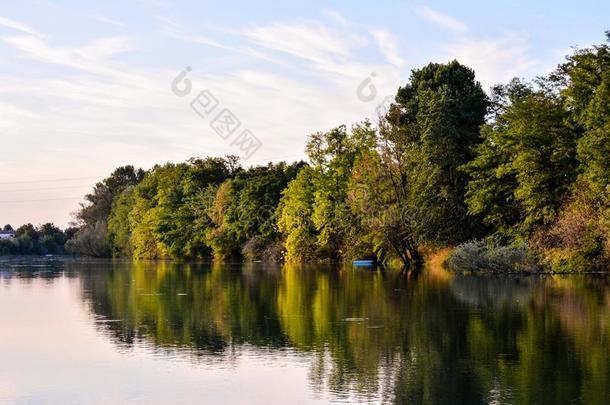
(556, 34, 610, 199)
(462, 33, 610, 271)
(463, 79, 578, 236)
(206, 161, 304, 260)
(390, 60, 489, 244)
(65, 221, 110, 257)
(128, 157, 236, 259)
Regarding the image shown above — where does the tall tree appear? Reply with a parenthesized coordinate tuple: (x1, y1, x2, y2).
(76, 166, 145, 226)
(69, 165, 145, 257)
(389, 60, 489, 244)
(276, 166, 318, 262)
(554, 32, 610, 199)
(463, 79, 578, 236)
(277, 124, 376, 262)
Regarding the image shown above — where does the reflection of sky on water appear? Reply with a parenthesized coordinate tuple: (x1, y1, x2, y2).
(0, 274, 324, 404)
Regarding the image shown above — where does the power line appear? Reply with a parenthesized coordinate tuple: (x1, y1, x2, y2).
(0, 176, 101, 185)
(0, 185, 92, 193)
(0, 197, 84, 204)
(0, 155, 308, 186)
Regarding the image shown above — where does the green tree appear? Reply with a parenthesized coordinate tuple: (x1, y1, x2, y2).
(307, 125, 360, 260)
(107, 186, 136, 257)
(554, 33, 610, 199)
(389, 60, 489, 245)
(204, 162, 304, 261)
(38, 223, 67, 254)
(128, 157, 236, 259)
(76, 166, 145, 226)
(276, 166, 318, 262)
(463, 79, 578, 236)
(69, 165, 144, 257)
(348, 123, 422, 265)
(277, 124, 375, 262)
(527, 33, 610, 271)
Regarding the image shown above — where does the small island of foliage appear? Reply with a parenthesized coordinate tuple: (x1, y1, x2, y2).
(4, 33, 610, 273)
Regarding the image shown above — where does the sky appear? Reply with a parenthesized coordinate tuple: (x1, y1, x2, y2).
(0, 0, 608, 228)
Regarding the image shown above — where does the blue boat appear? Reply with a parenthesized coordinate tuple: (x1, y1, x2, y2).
(353, 259, 375, 267)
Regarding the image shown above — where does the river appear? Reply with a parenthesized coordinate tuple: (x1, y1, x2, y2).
(0, 257, 608, 404)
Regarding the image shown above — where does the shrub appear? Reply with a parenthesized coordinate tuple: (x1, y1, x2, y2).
(261, 240, 285, 263)
(241, 237, 285, 263)
(241, 236, 264, 261)
(65, 221, 111, 257)
(444, 237, 539, 274)
(530, 184, 610, 272)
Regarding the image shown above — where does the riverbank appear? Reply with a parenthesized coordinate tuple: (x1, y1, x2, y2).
(441, 240, 610, 275)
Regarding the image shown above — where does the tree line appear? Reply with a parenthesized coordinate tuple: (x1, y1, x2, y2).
(59, 33, 610, 270)
(0, 223, 76, 255)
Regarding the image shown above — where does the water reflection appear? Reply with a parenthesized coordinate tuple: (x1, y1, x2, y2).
(2, 259, 609, 404)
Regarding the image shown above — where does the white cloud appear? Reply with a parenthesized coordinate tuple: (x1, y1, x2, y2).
(369, 29, 406, 67)
(180, 32, 220, 49)
(443, 34, 540, 89)
(158, 16, 228, 50)
(415, 6, 468, 33)
(157, 17, 288, 66)
(243, 22, 363, 66)
(0, 15, 42, 37)
(1, 34, 138, 79)
(323, 9, 349, 27)
(92, 15, 128, 29)
(77, 36, 136, 59)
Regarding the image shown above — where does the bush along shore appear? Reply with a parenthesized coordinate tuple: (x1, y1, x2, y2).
(60, 33, 610, 273)
(444, 237, 540, 275)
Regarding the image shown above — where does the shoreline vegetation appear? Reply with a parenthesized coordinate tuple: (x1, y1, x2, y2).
(3, 33, 610, 274)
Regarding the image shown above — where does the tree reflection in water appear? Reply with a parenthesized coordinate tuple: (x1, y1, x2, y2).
(70, 260, 609, 405)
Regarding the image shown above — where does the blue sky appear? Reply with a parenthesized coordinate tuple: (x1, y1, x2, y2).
(0, 0, 608, 227)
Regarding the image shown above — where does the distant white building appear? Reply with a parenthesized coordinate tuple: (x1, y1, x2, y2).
(0, 231, 16, 240)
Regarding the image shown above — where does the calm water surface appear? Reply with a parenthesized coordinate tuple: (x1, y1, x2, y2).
(0, 258, 609, 404)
